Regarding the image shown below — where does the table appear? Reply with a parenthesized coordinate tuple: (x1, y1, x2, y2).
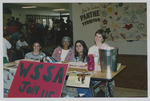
(3, 66, 17, 97)
(3, 59, 36, 97)
(3, 61, 126, 97)
(67, 65, 126, 97)
(92, 65, 126, 97)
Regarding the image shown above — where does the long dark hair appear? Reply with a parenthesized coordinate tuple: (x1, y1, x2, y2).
(75, 40, 88, 62)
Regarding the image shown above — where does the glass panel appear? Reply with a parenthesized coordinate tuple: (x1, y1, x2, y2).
(26, 15, 33, 21)
(35, 15, 40, 19)
(42, 16, 47, 19)
(62, 17, 67, 23)
(43, 19, 47, 28)
(49, 19, 53, 30)
(36, 19, 41, 23)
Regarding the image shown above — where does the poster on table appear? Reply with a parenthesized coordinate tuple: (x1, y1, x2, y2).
(7, 61, 68, 97)
(66, 74, 91, 88)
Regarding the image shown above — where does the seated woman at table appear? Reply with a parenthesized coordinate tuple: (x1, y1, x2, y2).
(74, 40, 93, 97)
(25, 41, 46, 61)
(52, 36, 74, 62)
(88, 29, 111, 64)
(74, 40, 88, 63)
(88, 29, 115, 95)
(52, 36, 77, 97)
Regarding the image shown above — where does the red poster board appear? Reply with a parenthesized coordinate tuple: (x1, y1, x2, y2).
(7, 61, 68, 98)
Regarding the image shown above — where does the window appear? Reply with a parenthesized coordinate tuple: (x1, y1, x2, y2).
(49, 18, 53, 30)
(26, 15, 63, 29)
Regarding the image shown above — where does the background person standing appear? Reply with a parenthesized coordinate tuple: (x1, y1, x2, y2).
(3, 33, 12, 63)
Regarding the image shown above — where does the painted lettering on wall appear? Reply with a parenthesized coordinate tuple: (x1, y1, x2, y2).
(80, 4, 100, 26)
(80, 10, 100, 21)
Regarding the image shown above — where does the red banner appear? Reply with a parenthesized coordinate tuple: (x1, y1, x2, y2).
(7, 61, 68, 98)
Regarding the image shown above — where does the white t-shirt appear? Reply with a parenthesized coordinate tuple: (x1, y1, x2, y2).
(25, 52, 46, 61)
(88, 45, 99, 58)
(88, 45, 99, 65)
(61, 49, 69, 61)
(88, 43, 110, 64)
(16, 40, 28, 49)
(3, 38, 12, 61)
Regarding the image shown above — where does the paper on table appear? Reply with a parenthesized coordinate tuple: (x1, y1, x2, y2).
(67, 69, 96, 88)
(3, 62, 16, 68)
(66, 74, 91, 88)
(70, 71, 95, 75)
(68, 62, 87, 69)
(15, 59, 36, 64)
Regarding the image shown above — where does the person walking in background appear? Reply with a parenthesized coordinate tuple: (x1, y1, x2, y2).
(29, 20, 37, 43)
(3, 33, 12, 63)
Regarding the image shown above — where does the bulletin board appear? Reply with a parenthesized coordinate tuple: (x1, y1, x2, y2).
(99, 3, 147, 41)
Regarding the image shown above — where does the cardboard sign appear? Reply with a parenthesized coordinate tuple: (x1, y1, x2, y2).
(7, 61, 68, 98)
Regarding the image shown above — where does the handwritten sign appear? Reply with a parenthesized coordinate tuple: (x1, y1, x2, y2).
(7, 61, 68, 97)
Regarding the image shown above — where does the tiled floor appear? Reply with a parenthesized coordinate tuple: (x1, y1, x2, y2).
(113, 87, 147, 97)
(4, 87, 147, 98)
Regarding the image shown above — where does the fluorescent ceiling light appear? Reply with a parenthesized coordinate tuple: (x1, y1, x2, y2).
(53, 8, 65, 11)
(22, 6, 37, 8)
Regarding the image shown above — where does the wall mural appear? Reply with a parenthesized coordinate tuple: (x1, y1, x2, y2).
(79, 3, 147, 42)
(99, 3, 147, 41)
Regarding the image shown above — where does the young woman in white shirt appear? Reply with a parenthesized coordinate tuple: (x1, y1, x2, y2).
(88, 29, 110, 65)
(88, 29, 115, 97)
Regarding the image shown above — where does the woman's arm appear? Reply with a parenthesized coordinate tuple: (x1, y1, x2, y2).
(68, 49, 75, 62)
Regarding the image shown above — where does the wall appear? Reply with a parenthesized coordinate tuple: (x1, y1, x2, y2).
(72, 3, 147, 55)
(115, 55, 147, 90)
